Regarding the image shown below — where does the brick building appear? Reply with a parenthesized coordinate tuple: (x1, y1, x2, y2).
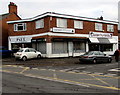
(0, 2, 21, 48)
(7, 12, 118, 58)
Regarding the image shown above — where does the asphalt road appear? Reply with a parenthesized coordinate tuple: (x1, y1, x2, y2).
(1, 57, 120, 94)
(3, 72, 114, 94)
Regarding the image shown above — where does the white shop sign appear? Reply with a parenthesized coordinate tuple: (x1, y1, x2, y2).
(52, 27, 75, 33)
(89, 32, 113, 38)
(10, 36, 32, 43)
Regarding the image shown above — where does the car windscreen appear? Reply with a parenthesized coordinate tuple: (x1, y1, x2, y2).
(18, 49, 23, 52)
(84, 51, 93, 55)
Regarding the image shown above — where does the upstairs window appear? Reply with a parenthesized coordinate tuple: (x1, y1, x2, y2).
(74, 20, 83, 29)
(107, 25, 114, 32)
(14, 23, 26, 31)
(57, 18, 67, 28)
(36, 19, 44, 29)
(95, 23, 103, 31)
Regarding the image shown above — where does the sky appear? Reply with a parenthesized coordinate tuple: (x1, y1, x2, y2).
(1, 0, 120, 22)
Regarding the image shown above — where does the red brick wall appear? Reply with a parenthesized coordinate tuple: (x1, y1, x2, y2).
(8, 16, 118, 37)
(1, 13, 21, 47)
(8, 17, 50, 36)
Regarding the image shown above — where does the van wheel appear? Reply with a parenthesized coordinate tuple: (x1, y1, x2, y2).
(22, 56, 27, 61)
(93, 59, 97, 64)
(37, 55, 41, 59)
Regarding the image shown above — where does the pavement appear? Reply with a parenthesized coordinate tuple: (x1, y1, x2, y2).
(1, 57, 81, 66)
(1, 56, 119, 65)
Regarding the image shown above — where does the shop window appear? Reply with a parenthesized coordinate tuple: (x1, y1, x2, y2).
(57, 18, 67, 28)
(73, 42, 85, 53)
(89, 44, 113, 51)
(95, 23, 103, 31)
(36, 19, 44, 29)
(52, 42, 68, 54)
(107, 25, 114, 32)
(14, 23, 26, 31)
(74, 20, 83, 29)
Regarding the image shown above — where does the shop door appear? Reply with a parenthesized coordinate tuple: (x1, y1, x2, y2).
(68, 42, 73, 57)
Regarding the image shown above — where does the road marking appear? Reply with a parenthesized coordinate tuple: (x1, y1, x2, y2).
(2, 65, 120, 79)
(88, 74, 112, 87)
(20, 67, 29, 74)
(109, 68, 120, 72)
(1, 69, 120, 91)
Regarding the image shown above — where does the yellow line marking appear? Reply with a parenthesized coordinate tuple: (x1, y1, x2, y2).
(20, 67, 29, 74)
(1, 69, 120, 91)
(2, 64, 120, 80)
(88, 74, 112, 87)
(79, 78, 114, 81)
(3, 64, 119, 79)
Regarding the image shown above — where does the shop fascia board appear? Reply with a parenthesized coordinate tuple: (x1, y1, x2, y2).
(9, 32, 89, 39)
(7, 12, 118, 25)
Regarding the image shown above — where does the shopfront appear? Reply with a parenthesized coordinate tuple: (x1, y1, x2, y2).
(51, 38, 86, 57)
(8, 32, 118, 57)
(88, 32, 118, 55)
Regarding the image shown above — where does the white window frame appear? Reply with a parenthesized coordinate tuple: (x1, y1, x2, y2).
(57, 18, 67, 28)
(14, 23, 27, 31)
(74, 20, 83, 29)
(95, 23, 103, 31)
(107, 25, 114, 32)
(36, 19, 44, 29)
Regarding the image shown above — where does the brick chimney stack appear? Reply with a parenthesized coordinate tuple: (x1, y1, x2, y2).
(8, 2, 17, 14)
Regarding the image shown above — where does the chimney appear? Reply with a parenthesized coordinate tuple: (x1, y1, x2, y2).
(8, 2, 17, 14)
(99, 16, 103, 20)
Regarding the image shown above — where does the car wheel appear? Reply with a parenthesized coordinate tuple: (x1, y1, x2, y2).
(108, 58, 112, 63)
(22, 56, 27, 61)
(93, 59, 97, 64)
(37, 54, 41, 59)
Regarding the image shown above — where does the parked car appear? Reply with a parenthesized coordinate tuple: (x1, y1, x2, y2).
(0, 46, 13, 58)
(79, 51, 112, 63)
(14, 48, 42, 61)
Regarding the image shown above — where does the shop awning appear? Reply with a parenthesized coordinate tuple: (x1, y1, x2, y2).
(98, 38, 110, 44)
(108, 38, 117, 43)
(89, 38, 99, 43)
(89, 38, 117, 44)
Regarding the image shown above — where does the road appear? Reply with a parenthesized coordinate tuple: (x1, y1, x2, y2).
(1, 57, 120, 94)
(1, 63, 120, 94)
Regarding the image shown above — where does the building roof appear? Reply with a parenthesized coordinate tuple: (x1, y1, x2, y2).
(0, 13, 21, 21)
(7, 12, 118, 24)
(0, 13, 10, 20)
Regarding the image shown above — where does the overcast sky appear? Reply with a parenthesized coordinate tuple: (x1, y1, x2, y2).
(1, 0, 119, 21)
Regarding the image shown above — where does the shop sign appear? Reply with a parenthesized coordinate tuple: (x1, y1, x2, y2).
(10, 36, 32, 43)
(31, 38, 46, 43)
(89, 32, 113, 38)
(52, 27, 75, 33)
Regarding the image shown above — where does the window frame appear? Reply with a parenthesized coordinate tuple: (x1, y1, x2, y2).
(95, 23, 103, 31)
(74, 20, 83, 29)
(57, 18, 67, 28)
(14, 23, 27, 31)
(107, 25, 114, 32)
(35, 19, 44, 29)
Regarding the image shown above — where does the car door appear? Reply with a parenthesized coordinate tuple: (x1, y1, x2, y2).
(29, 48, 37, 58)
(99, 51, 107, 62)
(24, 49, 31, 59)
(94, 51, 102, 62)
